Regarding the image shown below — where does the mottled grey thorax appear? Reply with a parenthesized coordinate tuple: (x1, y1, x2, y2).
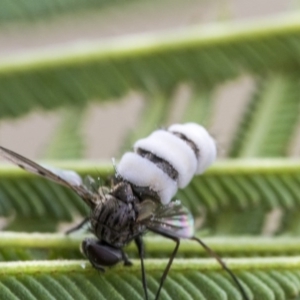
(90, 195, 145, 247)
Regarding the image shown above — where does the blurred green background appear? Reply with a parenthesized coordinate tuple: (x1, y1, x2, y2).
(1, 0, 299, 161)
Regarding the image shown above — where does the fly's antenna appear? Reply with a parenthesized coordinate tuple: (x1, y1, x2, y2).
(191, 236, 249, 300)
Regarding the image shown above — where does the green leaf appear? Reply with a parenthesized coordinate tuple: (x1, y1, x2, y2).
(120, 92, 173, 152)
(42, 106, 87, 159)
(181, 88, 214, 126)
(3, 13, 300, 118)
(3, 233, 300, 261)
(3, 159, 300, 234)
(229, 74, 300, 157)
(2, 257, 300, 299)
(0, 0, 136, 24)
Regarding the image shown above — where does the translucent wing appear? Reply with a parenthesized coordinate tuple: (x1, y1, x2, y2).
(0, 146, 96, 207)
(42, 165, 83, 187)
(138, 199, 194, 239)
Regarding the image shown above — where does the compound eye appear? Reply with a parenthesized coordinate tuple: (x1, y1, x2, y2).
(82, 239, 123, 269)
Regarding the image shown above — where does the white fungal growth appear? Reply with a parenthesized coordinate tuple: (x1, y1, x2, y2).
(42, 165, 83, 186)
(134, 130, 197, 188)
(117, 123, 216, 204)
(117, 152, 177, 205)
(168, 123, 217, 174)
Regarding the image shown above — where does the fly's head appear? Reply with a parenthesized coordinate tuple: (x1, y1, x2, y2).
(81, 239, 124, 271)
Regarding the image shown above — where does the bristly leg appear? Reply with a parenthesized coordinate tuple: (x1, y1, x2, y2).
(155, 237, 180, 300)
(148, 228, 181, 300)
(65, 217, 90, 235)
(121, 250, 133, 266)
(191, 236, 249, 300)
(135, 236, 148, 300)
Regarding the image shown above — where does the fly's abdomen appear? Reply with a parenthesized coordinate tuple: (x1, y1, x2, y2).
(117, 123, 216, 205)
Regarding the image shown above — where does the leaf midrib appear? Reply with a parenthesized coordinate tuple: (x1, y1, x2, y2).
(2, 233, 300, 256)
(2, 257, 300, 277)
(2, 12, 300, 74)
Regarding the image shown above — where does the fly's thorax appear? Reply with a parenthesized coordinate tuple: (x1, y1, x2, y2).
(90, 194, 145, 247)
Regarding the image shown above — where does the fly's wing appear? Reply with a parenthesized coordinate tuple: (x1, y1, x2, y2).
(137, 199, 194, 239)
(0, 146, 96, 207)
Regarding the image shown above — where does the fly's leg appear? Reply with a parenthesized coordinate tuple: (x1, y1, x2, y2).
(135, 236, 148, 300)
(121, 250, 133, 266)
(191, 236, 249, 300)
(65, 217, 90, 235)
(148, 228, 180, 300)
(156, 237, 179, 300)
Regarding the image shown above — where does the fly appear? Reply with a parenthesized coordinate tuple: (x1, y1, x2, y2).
(0, 123, 248, 300)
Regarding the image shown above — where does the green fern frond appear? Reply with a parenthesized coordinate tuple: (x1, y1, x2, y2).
(2, 159, 300, 234)
(121, 87, 214, 152)
(120, 92, 172, 152)
(181, 88, 214, 126)
(0, 0, 135, 24)
(2, 13, 300, 118)
(2, 258, 300, 299)
(3, 233, 300, 261)
(229, 74, 300, 157)
(42, 106, 87, 159)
